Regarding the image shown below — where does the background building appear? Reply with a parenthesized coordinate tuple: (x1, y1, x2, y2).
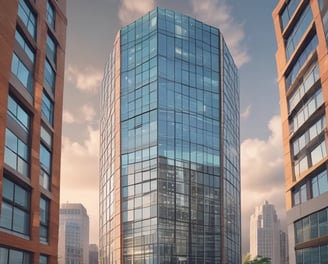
(58, 203, 89, 264)
(89, 244, 99, 264)
(280, 230, 289, 264)
(249, 201, 282, 264)
(0, 0, 66, 263)
(273, 0, 328, 263)
(100, 7, 240, 264)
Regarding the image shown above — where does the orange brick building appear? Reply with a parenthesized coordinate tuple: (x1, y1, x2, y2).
(0, 0, 66, 263)
(273, 0, 328, 262)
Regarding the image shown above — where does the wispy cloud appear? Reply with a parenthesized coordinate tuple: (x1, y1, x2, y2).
(241, 104, 252, 120)
(240, 115, 286, 253)
(66, 65, 102, 93)
(81, 104, 96, 122)
(119, 0, 155, 25)
(62, 105, 97, 125)
(63, 110, 76, 124)
(61, 126, 99, 190)
(191, 0, 250, 67)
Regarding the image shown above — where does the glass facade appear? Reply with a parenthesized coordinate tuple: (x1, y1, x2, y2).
(0, 246, 31, 264)
(100, 7, 240, 264)
(0, 177, 30, 237)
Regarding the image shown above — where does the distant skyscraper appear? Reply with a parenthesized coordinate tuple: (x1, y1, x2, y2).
(89, 244, 99, 264)
(249, 201, 281, 264)
(273, 0, 328, 263)
(58, 203, 90, 264)
(280, 230, 289, 264)
(0, 0, 66, 263)
(100, 7, 241, 264)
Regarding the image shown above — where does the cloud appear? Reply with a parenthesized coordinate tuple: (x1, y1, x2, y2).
(66, 65, 102, 93)
(60, 126, 99, 191)
(81, 104, 96, 122)
(63, 110, 76, 124)
(241, 104, 252, 120)
(119, 0, 155, 25)
(191, 0, 250, 67)
(240, 115, 286, 254)
(62, 105, 97, 125)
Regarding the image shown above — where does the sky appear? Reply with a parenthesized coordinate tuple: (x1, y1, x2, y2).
(60, 0, 284, 255)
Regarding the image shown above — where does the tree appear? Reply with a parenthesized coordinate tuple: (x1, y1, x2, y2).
(243, 254, 271, 264)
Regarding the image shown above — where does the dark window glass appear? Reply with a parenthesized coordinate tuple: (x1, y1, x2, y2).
(285, 5, 313, 61)
(295, 208, 328, 244)
(44, 60, 55, 91)
(11, 53, 34, 94)
(15, 30, 34, 63)
(4, 128, 29, 177)
(280, 0, 300, 30)
(285, 34, 318, 90)
(41, 91, 54, 125)
(40, 197, 49, 243)
(0, 178, 30, 236)
(46, 34, 56, 64)
(39, 255, 48, 264)
(7, 95, 30, 132)
(46, 0, 55, 29)
(40, 144, 51, 190)
(17, 0, 36, 39)
(312, 170, 328, 198)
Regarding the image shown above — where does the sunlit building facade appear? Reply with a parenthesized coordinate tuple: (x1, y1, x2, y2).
(58, 203, 90, 264)
(273, 0, 328, 263)
(249, 201, 282, 264)
(100, 7, 240, 263)
(0, 0, 66, 263)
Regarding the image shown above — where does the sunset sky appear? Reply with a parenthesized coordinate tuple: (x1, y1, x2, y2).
(60, 0, 283, 254)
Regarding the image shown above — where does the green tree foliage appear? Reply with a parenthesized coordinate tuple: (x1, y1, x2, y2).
(242, 254, 271, 264)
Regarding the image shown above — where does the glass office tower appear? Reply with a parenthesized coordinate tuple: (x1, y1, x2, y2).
(100, 7, 240, 264)
(273, 0, 328, 263)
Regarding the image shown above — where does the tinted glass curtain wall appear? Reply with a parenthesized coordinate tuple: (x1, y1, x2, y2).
(100, 7, 240, 264)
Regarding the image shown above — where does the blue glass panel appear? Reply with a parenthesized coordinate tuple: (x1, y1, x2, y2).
(44, 60, 55, 91)
(18, 0, 36, 39)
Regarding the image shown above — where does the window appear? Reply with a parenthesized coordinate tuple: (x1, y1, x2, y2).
(11, 53, 34, 94)
(46, 0, 55, 29)
(41, 91, 54, 125)
(293, 183, 307, 206)
(285, 35, 318, 90)
(296, 245, 328, 264)
(4, 128, 29, 177)
(294, 208, 328, 244)
(41, 126, 52, 147)
(15, 30, 35, 63)
(44, 60, 55, 91)
(294, 155, 308, 177)
(285, 5, 313, 61)
(0, 178, 30, 236)
(39, 255, 48, 264)
(292, 115, 325, 156)
(40, 144, 51, 190)
(46, 34, 56, 64)
(310, 141, 326, 166)
(40, 197, 49, 243)
(17, 0, 36, 39)
(7, 95, 30, 132)
(288, 63, 320, 113)
(280, 0, 300, 30)
(0, 246, 31, 264)
(312, 170, 328, 198)
(290, 88, 323, 133)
